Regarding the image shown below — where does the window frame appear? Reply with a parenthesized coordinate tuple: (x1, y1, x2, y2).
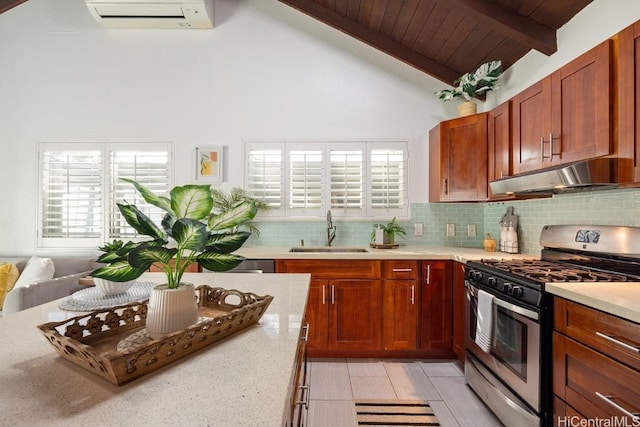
(244, 140, 408, 219)
(37, 141, 173, 249)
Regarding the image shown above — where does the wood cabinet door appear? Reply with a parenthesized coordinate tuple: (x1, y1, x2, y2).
(553, 332, 640, 423)
(617, 20, 640, 184)
(512, 79, 552, 174)
(382, 280, 417, 350)
(419, 261, 453, 352)
(329, 279, 382, 351)
(488, 100, 512, 199)
(451, 261, 466, 361)
(305, 279, 329, 351)
(551, 39, 612, 165)
(429, 114, 488, 202)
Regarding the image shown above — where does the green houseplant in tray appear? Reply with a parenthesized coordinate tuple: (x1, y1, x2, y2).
(91, 178, 258, 338)
(371, 217, 407, 245)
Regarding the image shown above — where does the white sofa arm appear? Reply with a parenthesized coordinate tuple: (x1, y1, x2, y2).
(2, 271, 91, 316)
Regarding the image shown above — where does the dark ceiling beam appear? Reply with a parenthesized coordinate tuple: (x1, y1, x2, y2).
(0, 0, 27, 15)
(279, 0, 462, 85)
(443, 0, 557, 55)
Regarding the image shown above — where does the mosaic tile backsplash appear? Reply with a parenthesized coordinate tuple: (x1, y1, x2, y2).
(247, 188, 640, 255)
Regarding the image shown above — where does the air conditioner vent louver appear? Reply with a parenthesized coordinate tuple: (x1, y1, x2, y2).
(85, 0, 214, 29)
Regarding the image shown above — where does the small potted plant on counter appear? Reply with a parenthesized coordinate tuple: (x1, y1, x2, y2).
(90, 178, 258, 339)
(370, 217, 407, 247)
(435, 60, 502, 117)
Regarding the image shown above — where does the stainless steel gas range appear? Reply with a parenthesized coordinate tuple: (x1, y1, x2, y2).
(463, 225, 640, 427)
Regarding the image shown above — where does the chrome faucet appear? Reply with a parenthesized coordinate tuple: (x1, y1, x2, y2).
(326, 210, 336, 246)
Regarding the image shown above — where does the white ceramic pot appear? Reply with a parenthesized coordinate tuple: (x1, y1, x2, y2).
(145, 283, 199, 340)
(94, 278, 135, 296)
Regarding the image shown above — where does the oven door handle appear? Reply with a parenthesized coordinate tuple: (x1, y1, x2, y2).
(465, 280, 539, 321)
(494, 298, 539, 321)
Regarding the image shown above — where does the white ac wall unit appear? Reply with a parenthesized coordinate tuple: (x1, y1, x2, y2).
(85, 0, 214, 29)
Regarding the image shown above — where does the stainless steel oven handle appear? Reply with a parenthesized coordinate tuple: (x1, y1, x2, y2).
(494, 298, 539, 321)
(595, 392, 640, 421)
(465, 280, 538, 321)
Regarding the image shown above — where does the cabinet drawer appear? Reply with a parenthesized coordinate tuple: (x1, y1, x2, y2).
(553, 332, 640, 422)
(275, 260, 381, 279)
(554, 298, 640, 371)
(382, 261, 419, 279)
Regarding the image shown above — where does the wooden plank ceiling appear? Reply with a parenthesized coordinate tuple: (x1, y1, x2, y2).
(279, 0, 593, 86)
(1, 0, 593, 89)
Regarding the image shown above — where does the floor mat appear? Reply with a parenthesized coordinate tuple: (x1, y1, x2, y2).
(354, 399, 441, 426)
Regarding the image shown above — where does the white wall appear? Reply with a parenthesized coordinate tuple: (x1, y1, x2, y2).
(0, 0, 451, 255)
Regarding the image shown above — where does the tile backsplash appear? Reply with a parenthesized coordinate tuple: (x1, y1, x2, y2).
(247, 188, 640, 255)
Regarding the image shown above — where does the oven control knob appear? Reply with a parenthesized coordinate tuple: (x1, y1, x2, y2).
(503, 283, 513, 293)
(487, 277, 497, 287)
(472, 271, 483, 281)
(512, 286, 524, 297)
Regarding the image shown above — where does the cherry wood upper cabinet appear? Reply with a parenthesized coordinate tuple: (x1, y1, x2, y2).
(617, 20, 640, 185)
(429, 113, 488, 202)
(488, 101, 512, 200)
(512, 40, 613, 174)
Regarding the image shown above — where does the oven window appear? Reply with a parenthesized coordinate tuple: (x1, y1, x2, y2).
(492, 306, 528, 381)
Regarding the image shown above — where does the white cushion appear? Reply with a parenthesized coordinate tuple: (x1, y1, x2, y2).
(13, 256, 55, 288)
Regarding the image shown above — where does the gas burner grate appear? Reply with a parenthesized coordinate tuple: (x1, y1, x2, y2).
(478, 259, 631, 283)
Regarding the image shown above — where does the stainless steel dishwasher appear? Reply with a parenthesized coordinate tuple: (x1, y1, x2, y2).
(204, 259, 275, 273)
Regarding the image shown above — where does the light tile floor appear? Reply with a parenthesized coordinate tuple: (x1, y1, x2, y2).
(307, 358, 503, 427)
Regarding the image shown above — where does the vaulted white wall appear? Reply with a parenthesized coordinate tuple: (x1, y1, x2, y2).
(0, 0, 449, 255)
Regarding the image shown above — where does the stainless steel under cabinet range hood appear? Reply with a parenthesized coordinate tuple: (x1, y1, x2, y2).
(489, 158, 618, 195)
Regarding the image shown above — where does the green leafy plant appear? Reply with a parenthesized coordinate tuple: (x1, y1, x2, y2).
(90, 178, 258, 288)
(210, 187, 269, 237)
(435, 60, 502, 101)
(370, 217, 407, 244)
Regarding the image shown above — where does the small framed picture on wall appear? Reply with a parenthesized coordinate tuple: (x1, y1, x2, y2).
(196, 146, 223, 182)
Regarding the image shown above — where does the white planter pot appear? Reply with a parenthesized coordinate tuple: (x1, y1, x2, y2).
(145, 283, 199, 340)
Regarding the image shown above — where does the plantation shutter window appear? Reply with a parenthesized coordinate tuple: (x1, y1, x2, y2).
(289, 149, 324, 213)
(244, 140, 408, 218)
(329, 147, 364, 216)
(109, 146, 171, 239)
(369, 146, 408, 216)
(245, 144, 284, 216)
(41, 147, 103, 241)
(39, 142, 172, 248)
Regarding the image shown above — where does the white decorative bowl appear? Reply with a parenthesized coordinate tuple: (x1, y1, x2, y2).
(93, 278, 136, 296)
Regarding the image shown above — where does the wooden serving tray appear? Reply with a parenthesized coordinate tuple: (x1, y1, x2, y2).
(37, 286, 273, 385)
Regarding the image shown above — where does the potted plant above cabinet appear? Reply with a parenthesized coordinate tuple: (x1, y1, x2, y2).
(435, 60, 502, 117)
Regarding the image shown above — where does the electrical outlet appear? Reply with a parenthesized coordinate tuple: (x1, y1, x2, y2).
(467, 224, 476, 237)
(446, 223, 455, 237)
(414, 223, 423, 236)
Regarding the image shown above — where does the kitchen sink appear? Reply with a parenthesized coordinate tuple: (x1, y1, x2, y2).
(289, 247, 369, 253)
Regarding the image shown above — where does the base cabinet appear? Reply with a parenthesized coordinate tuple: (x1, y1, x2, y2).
(277, 259, 453, 358)
(419, 261, 453, 356)
(288, 323, 309, 427)
(451, 261, 465, 361)
(553, 298, 640, 423)
(382, 261, 419, 351)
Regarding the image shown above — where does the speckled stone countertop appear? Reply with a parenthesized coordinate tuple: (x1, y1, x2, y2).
(0, 272, 310, 427)
(546, 282, 640, 324)
(236, 245, 538, 262)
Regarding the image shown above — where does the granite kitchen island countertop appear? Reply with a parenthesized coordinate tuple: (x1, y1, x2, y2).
(0, 272, 310, 427)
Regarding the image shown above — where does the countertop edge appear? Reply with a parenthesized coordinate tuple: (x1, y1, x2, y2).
(546, 283, 640, 324)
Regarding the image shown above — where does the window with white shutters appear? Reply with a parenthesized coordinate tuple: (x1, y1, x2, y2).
(39, 142, 172, 248)
(245, 140, 408, 218)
